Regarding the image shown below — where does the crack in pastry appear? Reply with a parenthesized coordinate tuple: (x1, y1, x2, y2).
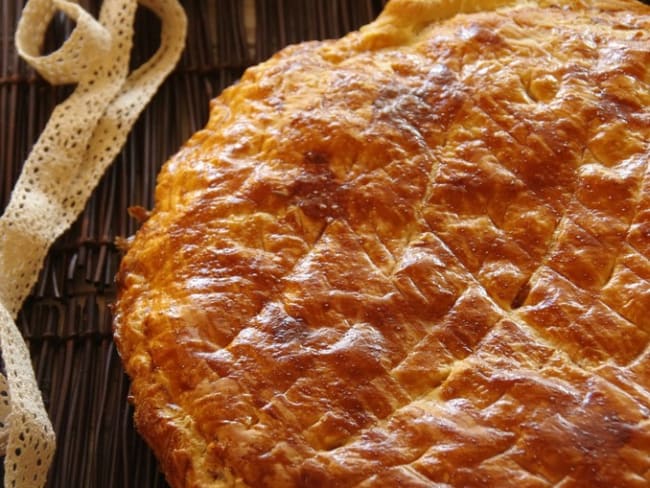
(114, 1, 650, 486)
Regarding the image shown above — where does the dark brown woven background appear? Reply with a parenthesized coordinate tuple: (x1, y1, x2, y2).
(0, 1, 387, 486)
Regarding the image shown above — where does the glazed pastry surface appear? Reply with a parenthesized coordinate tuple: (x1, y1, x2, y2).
(114, 1, 650, 486)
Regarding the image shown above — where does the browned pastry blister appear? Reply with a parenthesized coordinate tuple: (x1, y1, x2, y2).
(113, 0, 650, 486)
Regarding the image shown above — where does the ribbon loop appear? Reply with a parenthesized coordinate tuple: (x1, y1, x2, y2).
(16, 0, 111, 84)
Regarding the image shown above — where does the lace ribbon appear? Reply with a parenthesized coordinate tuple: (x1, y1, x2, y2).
(0, 0, 186, 484)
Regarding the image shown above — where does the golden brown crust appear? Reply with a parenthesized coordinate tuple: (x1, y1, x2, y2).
(114, 0, 650, 486)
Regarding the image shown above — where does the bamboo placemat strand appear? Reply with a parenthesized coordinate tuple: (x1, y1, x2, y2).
(1, 1, 384, 486)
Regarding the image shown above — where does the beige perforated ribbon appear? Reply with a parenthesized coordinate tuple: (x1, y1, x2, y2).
(0, 0, 186, 484)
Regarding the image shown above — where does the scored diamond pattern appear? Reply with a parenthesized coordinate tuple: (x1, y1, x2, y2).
(115, 2, 650, 487)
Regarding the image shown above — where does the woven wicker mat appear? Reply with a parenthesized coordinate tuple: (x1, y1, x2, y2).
(0, 1, 386, 486)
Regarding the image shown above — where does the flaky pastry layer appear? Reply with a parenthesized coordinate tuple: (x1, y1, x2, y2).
(115, 1, 650, 486)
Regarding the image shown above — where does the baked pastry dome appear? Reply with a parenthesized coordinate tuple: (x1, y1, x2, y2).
(114, 0, 650, 486)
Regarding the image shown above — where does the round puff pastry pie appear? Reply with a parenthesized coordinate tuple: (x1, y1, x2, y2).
(114, 0, 650, 486)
